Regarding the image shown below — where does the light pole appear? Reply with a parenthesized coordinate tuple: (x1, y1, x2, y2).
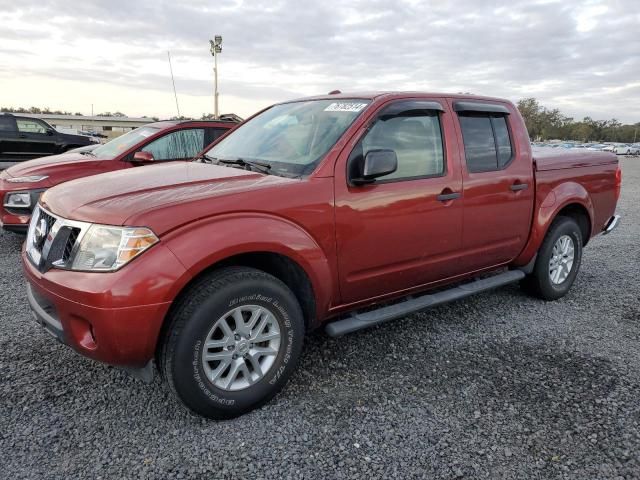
(209, 36, 222, 119)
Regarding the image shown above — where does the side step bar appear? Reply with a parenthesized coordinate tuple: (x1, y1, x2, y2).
(325, 270, 526, 337)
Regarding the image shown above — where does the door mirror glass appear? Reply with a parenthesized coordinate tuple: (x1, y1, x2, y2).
(352, 149, 397, 185)
(133, 151, 155, 163)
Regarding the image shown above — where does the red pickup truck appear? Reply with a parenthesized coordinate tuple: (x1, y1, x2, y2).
(0, 120, 236, 233)
(21, 92, 621, 419)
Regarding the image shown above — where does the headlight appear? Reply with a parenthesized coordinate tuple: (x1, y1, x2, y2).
(6, 175, 49, 183)
(71, 225, 158, 271)
(4, 192, 32, 209)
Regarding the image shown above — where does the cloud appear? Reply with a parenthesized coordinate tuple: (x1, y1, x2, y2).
(0, 0, 638, 122)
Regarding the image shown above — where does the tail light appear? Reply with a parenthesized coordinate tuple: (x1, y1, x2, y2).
(614, 164, 622, 202)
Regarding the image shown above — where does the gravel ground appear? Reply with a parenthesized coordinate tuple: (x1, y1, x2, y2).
(1, 159, 638, 479)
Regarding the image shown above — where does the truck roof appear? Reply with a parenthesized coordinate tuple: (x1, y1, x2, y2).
(281, 91, 513, 104)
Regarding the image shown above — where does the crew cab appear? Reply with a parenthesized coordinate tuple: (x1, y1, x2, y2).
(0, 120, 237, 233)
(0, 113, 96, 161)
(21, 92, 621, 419)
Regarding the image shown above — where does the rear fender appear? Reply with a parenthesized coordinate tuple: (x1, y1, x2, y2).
(514, 181, 594, 266)
(161, 213, 335, 320)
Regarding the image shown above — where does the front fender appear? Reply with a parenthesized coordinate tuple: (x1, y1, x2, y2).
(161, 213, 335, 320)
(514, 181, 594, 266)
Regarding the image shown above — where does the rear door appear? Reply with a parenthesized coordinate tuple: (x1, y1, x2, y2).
(0, 116, 20, 159)
(334, 99, 465, 304)
(15, 117, 58, 157)
(451, 100, 534, 270)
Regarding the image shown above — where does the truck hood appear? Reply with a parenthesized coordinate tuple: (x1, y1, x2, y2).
(41, 162, 294, 229)
(5, 151, 105, 184)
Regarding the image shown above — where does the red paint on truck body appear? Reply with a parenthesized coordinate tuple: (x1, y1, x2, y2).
(21, 92, 619, 368)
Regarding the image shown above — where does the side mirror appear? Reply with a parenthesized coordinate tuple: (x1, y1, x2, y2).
(46, 128, 55, 136)
(133, 151, 155, 163)
(352, 149, 397, 185)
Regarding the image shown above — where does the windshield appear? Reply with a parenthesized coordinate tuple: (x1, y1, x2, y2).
(204, 99, 371, 176)
(92, 126, 160, 159)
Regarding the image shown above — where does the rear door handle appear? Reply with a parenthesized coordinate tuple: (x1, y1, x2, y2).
(510, 183, 529, 191)
(437, 192, 461, 202)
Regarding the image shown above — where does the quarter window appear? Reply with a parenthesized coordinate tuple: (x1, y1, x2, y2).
(142, 128, 205, 161)
(459, 114, 513, 172)
(0, 116, 15, 132)
(349, 113, 445, 182)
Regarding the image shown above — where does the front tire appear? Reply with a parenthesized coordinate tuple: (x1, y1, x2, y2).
(159, 267, 305, 419)
(521, 216, 583, 300)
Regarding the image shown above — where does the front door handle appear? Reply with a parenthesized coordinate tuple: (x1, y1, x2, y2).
(437, 192, 461, 202)
(18, 134, 27, 138)
(510, 182, 529, 191)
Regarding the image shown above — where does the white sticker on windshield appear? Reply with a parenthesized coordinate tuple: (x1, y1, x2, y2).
(324, 102, 368, 113)
(138, 130, 153, 137)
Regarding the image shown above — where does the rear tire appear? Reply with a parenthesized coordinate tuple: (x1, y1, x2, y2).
(159, 266, 305, 419)
(521, 216, 583, 300)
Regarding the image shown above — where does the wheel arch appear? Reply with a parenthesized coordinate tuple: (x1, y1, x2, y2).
(158, 213, 336, 331)
(513, 182, 594, 266)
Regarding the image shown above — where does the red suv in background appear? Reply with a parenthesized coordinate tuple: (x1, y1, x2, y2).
(0, 120, 237, 233)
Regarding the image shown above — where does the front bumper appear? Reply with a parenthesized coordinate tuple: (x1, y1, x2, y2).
(22, 243, 187, 368)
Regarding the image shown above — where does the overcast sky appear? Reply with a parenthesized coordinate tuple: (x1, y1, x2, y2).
(0, 0, 638, 122)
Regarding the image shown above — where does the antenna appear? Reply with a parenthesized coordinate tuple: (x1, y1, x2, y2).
(167, 51, 181, 118)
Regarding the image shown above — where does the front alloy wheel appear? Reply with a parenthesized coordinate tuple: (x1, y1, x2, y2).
(202, 305, 281, 391)
(160, 266, 305, 419)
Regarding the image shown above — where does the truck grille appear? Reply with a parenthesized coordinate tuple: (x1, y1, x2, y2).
(26, 205, 88, 272)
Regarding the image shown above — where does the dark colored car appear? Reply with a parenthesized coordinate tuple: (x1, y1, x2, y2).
(0, 120, 237, 233)
(0, 113, 95, 161)
(22, 92, 621, 419)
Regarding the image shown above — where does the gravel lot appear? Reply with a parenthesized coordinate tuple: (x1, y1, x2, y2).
(1, 159, 638, 479)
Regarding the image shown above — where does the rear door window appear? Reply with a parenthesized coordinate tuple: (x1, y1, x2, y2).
(458, 113, 513, 172)
(0, 116, 16, 132)
(204, 127, 229, 147)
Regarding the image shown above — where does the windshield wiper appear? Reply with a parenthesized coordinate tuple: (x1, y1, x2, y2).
(79, 150, 96, 157)
(217, 157, 272, 174)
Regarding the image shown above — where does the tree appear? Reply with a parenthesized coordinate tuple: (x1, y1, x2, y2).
(516, 98, 638, 142)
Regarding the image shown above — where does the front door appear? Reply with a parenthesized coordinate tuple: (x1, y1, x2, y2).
(334, 99, 464, 304)
(16, 117, 57, 158)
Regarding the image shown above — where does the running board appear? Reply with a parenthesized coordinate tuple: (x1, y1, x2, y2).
(325, 270, 526, 337)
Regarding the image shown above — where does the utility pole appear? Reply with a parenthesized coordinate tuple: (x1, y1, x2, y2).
(209, 36, 223, 119)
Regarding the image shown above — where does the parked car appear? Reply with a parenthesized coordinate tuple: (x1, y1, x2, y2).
(0, 120, 237, 233)
(587, 144, 608, 151)
(0, 113, 95, 161)
(613, 144, 639, 155)
(22, 92, 621, 419)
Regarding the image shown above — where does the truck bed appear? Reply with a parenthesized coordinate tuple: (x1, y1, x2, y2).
(532, 147, 617, 171)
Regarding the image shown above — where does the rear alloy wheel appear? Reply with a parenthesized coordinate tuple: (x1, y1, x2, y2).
(521, 216, 583, 300)
(160, 267, 305, 419)
(548, 235, 575, 285)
